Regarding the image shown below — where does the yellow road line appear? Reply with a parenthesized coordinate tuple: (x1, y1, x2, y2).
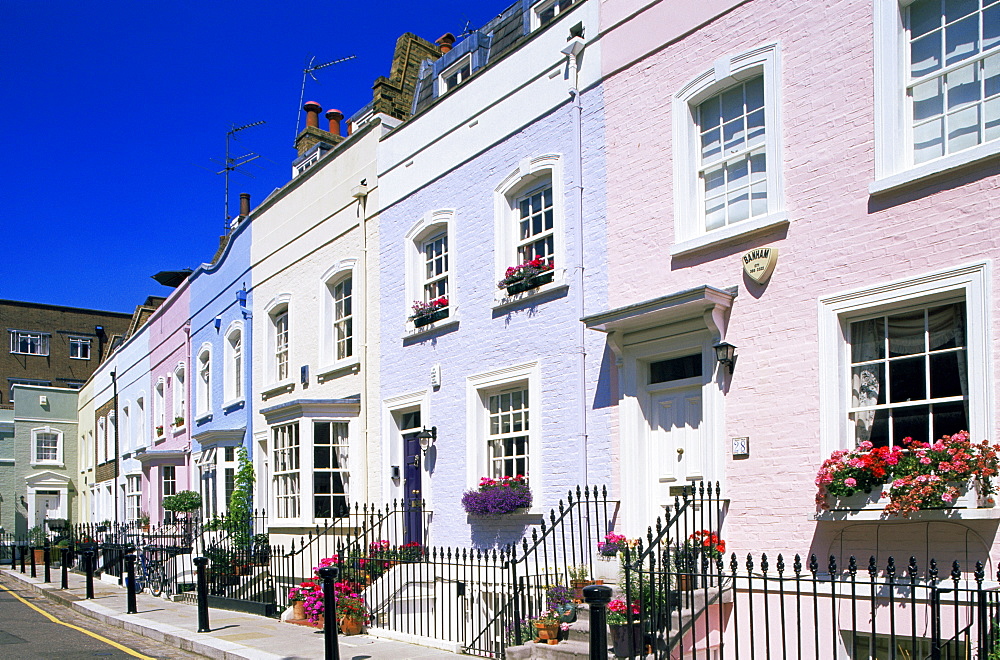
(0, 582, 155, 660)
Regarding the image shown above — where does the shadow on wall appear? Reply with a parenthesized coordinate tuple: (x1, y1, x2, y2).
(469, 514, 544, 551)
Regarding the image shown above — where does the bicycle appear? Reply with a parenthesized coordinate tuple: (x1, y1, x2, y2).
(130, 546, 167, 597)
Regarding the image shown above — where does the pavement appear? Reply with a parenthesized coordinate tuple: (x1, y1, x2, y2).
(0, 565, 469, 660)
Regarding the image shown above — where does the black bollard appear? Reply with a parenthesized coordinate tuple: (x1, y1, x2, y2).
(317, 565, 341, 660)
(83, 549, 95, 599)
(124, 551, 138, 614)
(194, 556, 210, 632)
(29, 544, 36, 578)
(19, 543, 25, 573)
(43, 538, 51, 583)
(583, 584, 612, 660)
(61, 547, 69, 589)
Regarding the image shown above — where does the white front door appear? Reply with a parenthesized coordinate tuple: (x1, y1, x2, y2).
(650, 387, 704, 486)
(34, 491, 60, 527)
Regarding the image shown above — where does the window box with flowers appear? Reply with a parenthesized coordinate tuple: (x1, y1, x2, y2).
(815, 432, 1000, 520)
(409, 297, 449, 328)
(462, 475, 532, 516)
(498, 258, 554, 296)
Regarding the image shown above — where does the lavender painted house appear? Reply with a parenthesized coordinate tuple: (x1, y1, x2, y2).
(377, 0, 609, 549)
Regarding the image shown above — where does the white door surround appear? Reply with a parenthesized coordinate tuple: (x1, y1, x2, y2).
(25, 470, 70, 528)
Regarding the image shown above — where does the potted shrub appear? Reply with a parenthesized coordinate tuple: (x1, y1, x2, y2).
(336, 591, 369, 635)
(27, 526, 47, 564)
(568, 565, 591, 601)
(533, 610, 561, 645)
(409, 297, 449, 328)
(173, 415, 184, 427)
(498, 257, 554, 296)
(546, 585, 576, 623)
(461, 475, 532, 516)
(155, 425, 164, 437)
(677, 530, 726, 591)
(137, 512, 150, 531)
(607, 599, 642, 658)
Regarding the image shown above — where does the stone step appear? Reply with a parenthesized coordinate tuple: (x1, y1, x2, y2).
(506, 640, 597, 660)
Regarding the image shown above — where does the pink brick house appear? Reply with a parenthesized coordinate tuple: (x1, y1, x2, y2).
(591, 0, 1000, 570)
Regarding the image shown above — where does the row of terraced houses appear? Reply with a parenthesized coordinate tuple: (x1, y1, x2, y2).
(5, 0, 1000, 652)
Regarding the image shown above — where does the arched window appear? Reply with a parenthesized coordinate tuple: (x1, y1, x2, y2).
(172, 363, 186, 428)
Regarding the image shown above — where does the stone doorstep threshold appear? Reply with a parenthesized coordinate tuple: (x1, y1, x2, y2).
(2, 569, 285, 660)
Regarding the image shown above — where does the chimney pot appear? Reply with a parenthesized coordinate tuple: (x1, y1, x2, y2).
(304, 101, 322, 128)
(326, 109, 344, 136)
(436, 33, 456, 54)
(239, 193, 251, 217)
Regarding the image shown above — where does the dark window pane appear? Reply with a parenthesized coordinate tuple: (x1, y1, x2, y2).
(315, 446, 330, 469)
(932, 401, 968, 439)
(315, 472, 331, 494)
(888, 310, 926, 357)
(889, 357, 926, 402)
(928, 303, 965, 350)
(401, 411, 421, 430)
(868, 410, 890, 448)
(314, 421, 330, 446)
(893, 404, 930, 445)
(332, 495, 349, 518)
(851, 318, 885, 362)
(929, 350, 966, 398)
(650, 354, 703, 384)
(314, 496, 331, 519)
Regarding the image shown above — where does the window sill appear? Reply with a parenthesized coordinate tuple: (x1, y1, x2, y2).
(670, 213, 790, 259)
(492, 280, 569, 312)
(870, 141, 1000, 196)
(222, 398, 245, 411)
(171, 425, 186, 435)
(317, 359, 361, 383)
(69, 356, 90, 361)
(195, 412, 213, 424)
(261, 380, 295, 400)
(814, 507, 1000, 522)
(30, 462, 64, 469)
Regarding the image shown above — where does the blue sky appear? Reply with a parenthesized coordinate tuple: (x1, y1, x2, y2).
(2, 0, 507, 313)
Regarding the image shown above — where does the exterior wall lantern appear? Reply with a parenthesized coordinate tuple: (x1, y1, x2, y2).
(713, 342, 737, 373)
(417, 426, 437, 454)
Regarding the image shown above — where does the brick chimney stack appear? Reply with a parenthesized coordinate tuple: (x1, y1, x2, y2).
(239, 193, 251, 218)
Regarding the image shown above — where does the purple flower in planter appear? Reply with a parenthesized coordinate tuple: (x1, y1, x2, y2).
(462, 476, 532, 516)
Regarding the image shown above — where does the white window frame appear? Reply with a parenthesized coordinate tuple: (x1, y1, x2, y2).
(312, 420, 351, 520)
(31, 426, 63, 466)
(9, 330, 49, 356)
(818, 261, 991, 456)
(69, 336, 91, 360)
(196, 343, 212, 420)
(272, 422, 301, 520)
(532, 0, 578, 30)
(223, 321, 244, 406)
(172, 363, 186, 429)
(440, 54, 472, 92)
(126, 474, 142, 521)
(320, 262, 359, 371)
(154, 378, 165, 438)
(135, 395, 146, 448)
(671, 42, 787, 257)
(121, 403, 131, 452)
(466, 361, 541, 494)
(405, 210, 456, 329)
(97, 416, 107, 464)
(266, 295, 292, 387)
(872, 0, 1000, 194)
(493, 156, 564, 299)
(162, 465, 177, 499)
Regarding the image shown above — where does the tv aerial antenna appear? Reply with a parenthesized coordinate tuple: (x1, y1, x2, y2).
(295, 54, 357, 139)
(212, 120, 266, 230)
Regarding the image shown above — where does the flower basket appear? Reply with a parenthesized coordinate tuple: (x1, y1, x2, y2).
(506, 271, 554, 296)
(462, 476, 532, 516)
(413, 308, 449, 328)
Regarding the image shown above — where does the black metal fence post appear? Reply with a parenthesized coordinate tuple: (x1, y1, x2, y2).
(29, 544, 36, 578)
(584, 584, 612, 660)
(83, 549, 95, 599)
(125, 550, 138, 614)
(317, 565, 341, 660)
(43, 538, 51, 583)
(19, 543, 25, 573)
(194, 556, 211, 633)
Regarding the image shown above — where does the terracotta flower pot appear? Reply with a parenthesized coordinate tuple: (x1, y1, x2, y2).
(535, 622, 560, 645)
(292, 601, 306, 620)
(609, 622, 643, 658)
(340, 617, 364, 635)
